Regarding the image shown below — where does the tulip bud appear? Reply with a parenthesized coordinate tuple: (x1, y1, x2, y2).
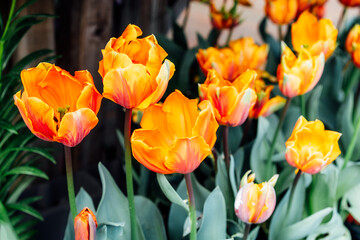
(74, 207, 97, 240)
(345, 24, 360, 68)
(264, 0, 298, 25)
(235, 172, 278, 224)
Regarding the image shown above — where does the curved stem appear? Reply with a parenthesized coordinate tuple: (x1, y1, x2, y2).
(266, 98, 291, 178)
(182, 0, 190, 29)
(225, 27, 233, 46)
(343, 114, 360, 169)
(289, 170, 302, 206)
(337, 6, 347, 33)
(124, 108, 138, 239)
(300, 94, 306, 118)
(278, 25, 283, 42)
(242, 223, 251, 240)
(185, 173, 197, 240)
(64, 146, 77, 221)
(223, 125, 230, 168)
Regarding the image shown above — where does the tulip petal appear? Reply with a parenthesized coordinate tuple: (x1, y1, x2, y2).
(14, 92, 57, 142)
(20, 67, 46, 98)
(56, 108, 98, 147)
(103, 69, 132, 108)
(226, 88, 256, 126)
(164, 136, 211, 174)
(77, 85, 103, 115)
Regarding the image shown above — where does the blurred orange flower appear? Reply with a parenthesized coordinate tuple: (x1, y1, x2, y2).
(199, 69, 257, 126)
(339, 0, 360, 6)
(210, 3, 240, 30)
(235, 171, 278, 224)
(249, 79, 286, 119)
(292, 11, 338, 60)
(345, 24, 360, 68)
(196, 38, 268, 82)
(74, 207, 97, 240)
(285, 116, 341, 174)
(264, 0, 298, 25)
(99, 24, 175, 109)
(14, 63, 102, 147)
(131, 90, 219, 174)
(238, 0, 252, 6)
(277, 42, 325, 98)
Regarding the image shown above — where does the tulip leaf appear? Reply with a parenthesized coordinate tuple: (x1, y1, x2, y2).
(63, 188, 96, 240)
(197, 187, 226, 240)
(269, 175, 305, 240)
(156, 174, 188, 211)
(216, 158, 235, 220)
(96, 162, 132, 240)
(178, 49, 197, 93)
(307, 85, 323, 121)
(115, 129, 125, 151)
(280, 207, 332, 240)
(4, 166, 48, 180)
(341, 183, 360, 223)
(336, 164, 360, 200)
(168, 174, 209, 240)
(134, 196, 167, 240)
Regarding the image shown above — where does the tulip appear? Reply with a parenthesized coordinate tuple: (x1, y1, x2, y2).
(99, 24, 175, 109)
(285, 116, 341, 174)
(237, 0, 252, 6)
(131, 90, 219, 174)
(249, 79, 286, 119)
(292, 11, 338, 60)
(209, 3, 240, 30)
(196, 38, 268, 82)
(264, 0, 298, 25)
(277, 42, 325, 98)
(339, 0, 360, 7)
(345, 24, 360, 68)
(74, 207, 97, 240)
(199, 69, 257, 126)
(14, 62, 102, 147)
(234, 171, 278, 224)
(297, 0, 327, 18)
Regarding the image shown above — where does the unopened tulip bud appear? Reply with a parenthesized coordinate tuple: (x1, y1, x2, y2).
(74, 207, 97, 240)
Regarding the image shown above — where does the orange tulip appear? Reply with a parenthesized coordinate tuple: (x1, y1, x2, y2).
(237, 0, 252, 6)
(14, 63, 102, 147)
(235, 171, 278, 224)
(199, 69, 257, 126)
(339, 0, 360, 7)
(74, 207, 98, 240)
(131, 90, 219, 174)
(292, 11, 338, 60)
(99, 24, 175, 109)
(297, 0, 327, 18)
(210, 3, 240, 30)
(196, 38, 268, 82)
(285, 116, 341, 174)
(249, 79, 286, 119)
(264, 0, 298, 25)
(277, 42, 325, 98)
(345, 24, 360, 68)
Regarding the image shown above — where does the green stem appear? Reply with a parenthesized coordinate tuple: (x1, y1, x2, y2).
(300, 95, 306, 118)
(343, 114, 360, 169)
(266, 98, 291, 178)
(225, 27, 233, 46)
(242, 223, 251, 240)
(64, 146, 77, 221)
(223, 125, 230, 168)
(278, 25, 283, 42)
(337, 6, 347, 33)
(124, 108, 138, 239)
(185, 173, 197, 240)
(289, 170, 302, 207)
(182, 0, 190, 29)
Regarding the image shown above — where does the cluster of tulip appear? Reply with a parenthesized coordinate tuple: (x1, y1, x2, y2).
(12, 0, 360, 239)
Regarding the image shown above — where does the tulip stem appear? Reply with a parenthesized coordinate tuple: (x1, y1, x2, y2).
(300, 95, 306, 118)
(243, 223, 251, 240)
(226, 27, 233, 46)
(266, 98, 291, 179)
(337, 6, 347, 33)
(185, 173, 197, 240)
(289, 170, 302, 206)
(223, 125, 230, 168)
(64, 146, 77, 221)
(124, 108, 139, 239)
(278, 25, 283, 42)
(343, 114, 360, 169)
(182, 0, 190, 29)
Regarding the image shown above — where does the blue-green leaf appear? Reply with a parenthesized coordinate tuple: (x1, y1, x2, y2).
(157, 174, 188, 211)
(336, 164, 360, 200)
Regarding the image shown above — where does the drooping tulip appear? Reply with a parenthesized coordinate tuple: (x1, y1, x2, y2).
(74, 207, 98, 240)
(277, 42, 325, 98)
(345, 24, 360, 68)
(235, 171, 278, 224)
(99, 24, 175, 109)
(291, 11, 338, 60)
(285, 116, 341, 174)
(199, 69, 257, 126)
(131, 90, 219, 174)
(14, 62, 102, 147)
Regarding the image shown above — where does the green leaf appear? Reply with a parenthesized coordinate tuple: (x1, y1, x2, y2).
(269, 175, 305, 240)
(197, 187, 226, 240)
(6, 203, 43, 221)
(0, 221, 18, 240)
(115, 129, 125, 151)
(172, 19, 187, 49)
(336, 164, 360, 200)
(63, 188, 96, 240)
(216, 158, 235, 219)
(11, 0, 37, 20)
(177, 49, 196, 92)
(6, 178, 34, 204)
(4, 166, 48, 180)
(341, 183, 360, 223)
(9, 49, 52, 75)
(134, 196, 167, 240)
(0, 147, 55, 164)
(156, 174, 188, 211)
(248, 226, 260, 240)
(0, 119, 17, 134)
(306, 85, 323, 121)
(96, 162, 131, 240)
